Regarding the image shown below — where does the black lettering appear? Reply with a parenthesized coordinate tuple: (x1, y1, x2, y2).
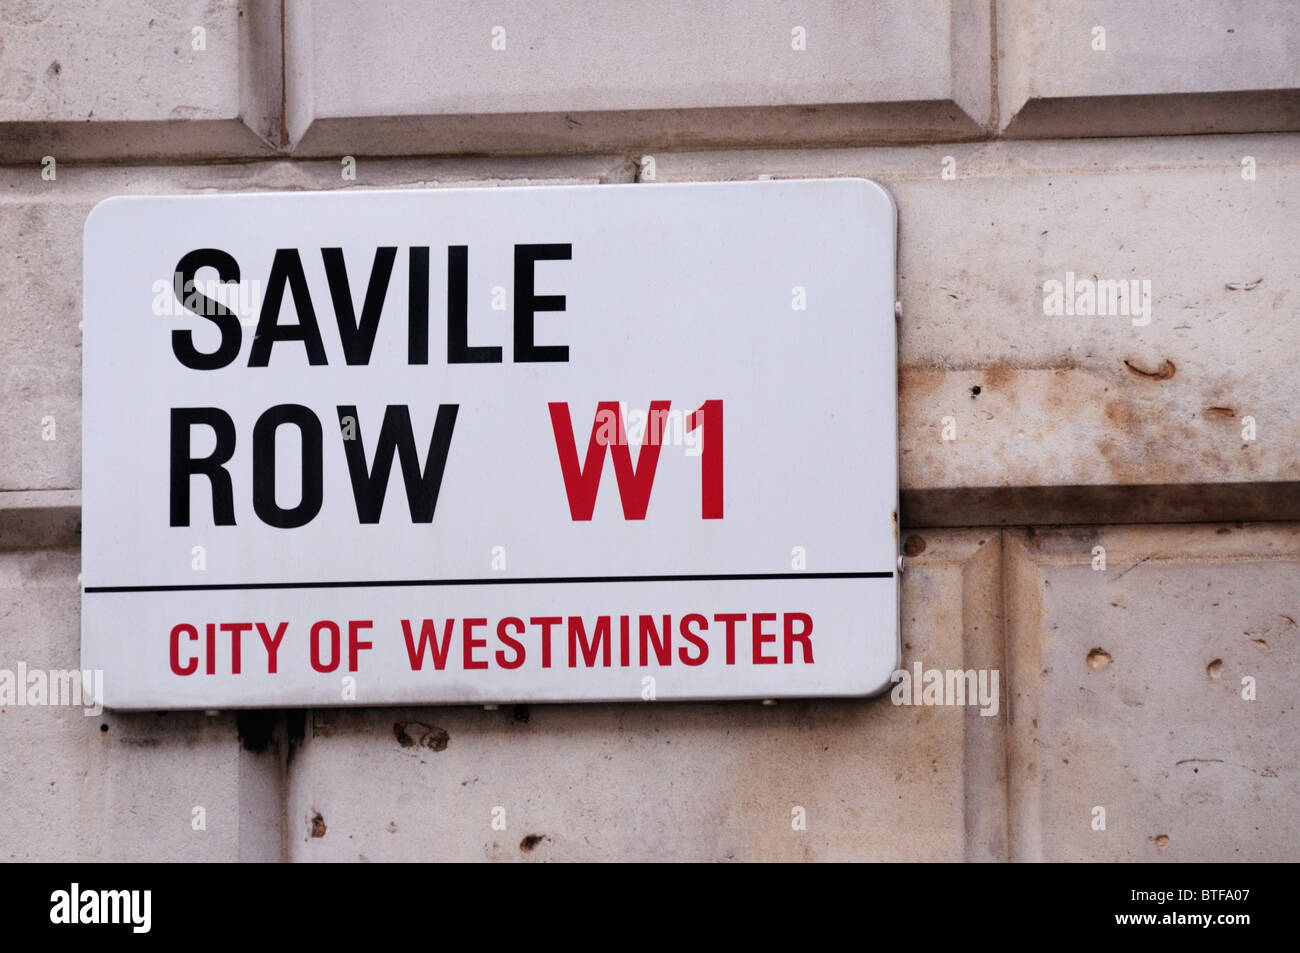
(322, 246, 397, 365)
(252, 404, 323, 528)
(408, 246, 430, 365)
(170, 408, 236, 526)
(448, 245, 501, 364)
(513, 243, 570, 362)
(171, 249, 242, 370)
(336, 404, 458, 523)
(249, 249, 328, 366)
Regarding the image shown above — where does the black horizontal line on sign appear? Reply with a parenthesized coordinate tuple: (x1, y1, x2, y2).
(84, 571, 895, 594)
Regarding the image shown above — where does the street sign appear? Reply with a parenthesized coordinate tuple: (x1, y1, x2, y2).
(81, 178, 899, 709)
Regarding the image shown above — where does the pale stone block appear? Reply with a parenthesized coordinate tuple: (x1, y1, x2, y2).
(0, 155, 632, 495)
(1004, 524, 1300, 861)
(286, 0, 992, 155)
(997, 0, 1300, 136)
(286, 531, 1004, 861)
(0, 490, 79, 550)
(0, 548, 279, 860)
(0, 0, 280, 160)
(10, 135, 1298, 527)
(651, 135, 1300, 525)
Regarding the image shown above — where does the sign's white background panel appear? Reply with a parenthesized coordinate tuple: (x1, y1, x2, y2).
(81, 179, 898, 708)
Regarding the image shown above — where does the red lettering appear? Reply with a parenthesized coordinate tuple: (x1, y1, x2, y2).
(686, 399, 724, 518)
(530, 616, 561, 668)
(714, 613, 746, 665)
(569, 616, 611, 667)
(678, 614, 709, 666)
(311, 620, 341, 672)
(496, 617, 526, 669)
(170, 623, 198, 676)
(638, 614, 671, 666)
(752, 612, 778, 664)
(784, 612, 814, 663)
(205, 622, 216, 675)
(401, 618, 454, 670)
(548, 401, 671, 520)
(348, 620, 373, 671)
(256, 621, 288, 674)
(220, 622, 251, 674)
(463, 617, 488, 670)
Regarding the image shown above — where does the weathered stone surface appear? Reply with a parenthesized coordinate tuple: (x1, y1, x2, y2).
(287, 531, 1004, 861)
(0, 0, 280, 161)
(0, 548, 279, 860)
(652, 135, 1300, 524)
(0, 490, 79, 550)
(2, 3, 1297, 865)
(997, 0, 1300, 136)
(8, 137, 1297, 524)
(1004, 524, 1300, 862)
(0, 155, 632, 494)
(286, 0, 992, 155)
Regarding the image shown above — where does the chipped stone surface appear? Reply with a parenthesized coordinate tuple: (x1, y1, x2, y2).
(287, 531, 1004, 861)
(1004, 524, 1300, 862)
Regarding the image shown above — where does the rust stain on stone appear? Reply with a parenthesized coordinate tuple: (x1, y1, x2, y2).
(897, 364, 945, 400)
(982, 361, 1015, 391)
(310, 812, 327, 838)
(1103, 399, 1135, 429)
(903, 534, 927, 557)
(1123, 359, 1175, 381)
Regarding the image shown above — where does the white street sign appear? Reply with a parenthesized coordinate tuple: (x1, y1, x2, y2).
(81, 178, 899, 709)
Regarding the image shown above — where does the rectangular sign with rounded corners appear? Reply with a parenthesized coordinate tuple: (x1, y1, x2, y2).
(81, 178, 899, 709)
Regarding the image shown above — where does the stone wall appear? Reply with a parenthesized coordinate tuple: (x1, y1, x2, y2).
(1, 1, 1296, 861)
